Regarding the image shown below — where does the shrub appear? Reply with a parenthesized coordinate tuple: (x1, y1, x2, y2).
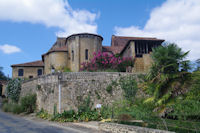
(2, 102, 23, 114)
(2, 103, 11, 112)
(80, 51, 135, 72)
(36, 109, 51, 120)
(100, 105, 112, 119)
(118, 113, 133, 122)
(20, 94, 37, 113)
(63, 67, 72, 72)
(6, 78, 22, 102)
(119, 76, 138, 102)
(12, 104, 24, 114)
(106, 84, 113, 94)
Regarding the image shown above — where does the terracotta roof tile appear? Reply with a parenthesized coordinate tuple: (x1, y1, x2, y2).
(11, 60, 44, 67)
(48, 46, 68, 53)
(111, 35, 164, 47)
(102, 46, 124, 54)
(108, 35, 165, 54)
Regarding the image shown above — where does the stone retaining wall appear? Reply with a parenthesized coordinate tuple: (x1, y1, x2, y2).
(21, 72, 134, 114)
(99, 122, 175, 133)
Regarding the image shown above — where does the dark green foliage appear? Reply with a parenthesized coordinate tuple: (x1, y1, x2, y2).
(63, 67, 72, 72)
(106, 84, 113, 94)
(2, 103, 24, 114)
(20, 94, 37, 113)
(78, 95, 92, 113)
(143, 43, 191, 107)
(168, 71, 200, 121)
(119, 76, 138, 102)
(12, 104, 24, 114)
(36, 109, 51, 120)
(100, 105, 112, 119)
(0, 67, 9, 80)
(53, 104, 57, 116)
(2, 103, 11, 112)
(6, 78, 22, 102)
(95, 90, 101, 99)
(106, 80, 117, 94)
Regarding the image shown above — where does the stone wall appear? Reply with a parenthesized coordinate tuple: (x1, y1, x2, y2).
(21, 72, 133, 114)
(99, 122, 175, 133)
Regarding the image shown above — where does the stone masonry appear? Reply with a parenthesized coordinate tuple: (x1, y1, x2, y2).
(21, 72, 134, 114)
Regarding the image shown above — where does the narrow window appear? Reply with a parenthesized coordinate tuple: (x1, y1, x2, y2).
(72, 50, 74, 61)
(18, 69, 24, 76)
(37, 69, 42, 76)
(85, 49, 88, 60)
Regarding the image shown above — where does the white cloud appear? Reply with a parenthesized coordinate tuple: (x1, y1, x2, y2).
(114, 0, 200, 60)
(0, 0, 97, 36)
(0, 44, 21, 54)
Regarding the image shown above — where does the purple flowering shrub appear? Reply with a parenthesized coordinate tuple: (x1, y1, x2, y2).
(80, 51, 135, 72)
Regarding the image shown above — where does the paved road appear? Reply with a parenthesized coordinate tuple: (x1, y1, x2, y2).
(0, 110, 87, 133)
(0, 97, 97, 133)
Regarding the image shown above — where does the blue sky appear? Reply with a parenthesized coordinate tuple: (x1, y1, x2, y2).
(0, 0, 200, 76)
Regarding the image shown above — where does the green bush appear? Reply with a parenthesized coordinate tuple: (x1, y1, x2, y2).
(100, 105, 112, 119)
(2, 103, 11, 112)
(12, 104, 24, 114)
(36, 109, 51, 120)
(20, 94, 37, 113)
(6, 78, 22, 102)
(2, 103, 23, 114)
(119, 76, 138, 102)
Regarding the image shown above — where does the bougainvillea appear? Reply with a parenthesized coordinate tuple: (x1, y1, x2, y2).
(80, 51, 135, 72)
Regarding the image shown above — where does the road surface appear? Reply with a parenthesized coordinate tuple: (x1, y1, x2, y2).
(0, 98, 99, 133)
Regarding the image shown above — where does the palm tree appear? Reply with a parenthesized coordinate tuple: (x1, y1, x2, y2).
(144, 43, 191, 107)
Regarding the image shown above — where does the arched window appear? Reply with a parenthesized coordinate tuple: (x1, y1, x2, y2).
(18, 69, 24, 76)
(85, 49, 88, 60)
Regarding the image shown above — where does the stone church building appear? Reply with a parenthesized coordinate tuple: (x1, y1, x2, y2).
(11, 33, 164, 79)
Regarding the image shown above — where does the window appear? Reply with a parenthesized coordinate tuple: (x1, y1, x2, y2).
(37, 69, 42, 76)
(18, 69, 24, 76)
(72, 50, 74, 61)
(85, 49, 88, 60)
(29, 76, 33, 79)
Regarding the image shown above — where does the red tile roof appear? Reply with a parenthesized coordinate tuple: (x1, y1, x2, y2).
(111, 35, 164, 47)
(11, 60, 44, 67)
(107, 35, 165, 54)
(102, 46, 124, 55)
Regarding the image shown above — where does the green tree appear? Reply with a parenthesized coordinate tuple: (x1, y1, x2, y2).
(0, 67, 8, 80)
(144, 43, 191, 107)
(195, 59, 200, 71)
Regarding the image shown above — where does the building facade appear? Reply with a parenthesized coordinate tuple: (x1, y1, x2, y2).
(11, 60, 44, 79)
(11, 33, 164, 78)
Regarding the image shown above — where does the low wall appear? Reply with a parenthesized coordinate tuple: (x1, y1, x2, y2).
(21, 72, 134, 114)
(99, 122, 175, 133)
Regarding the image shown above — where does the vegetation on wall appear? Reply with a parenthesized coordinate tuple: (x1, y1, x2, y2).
(80, 51, 135, 72)
(6, 78, 22, 102)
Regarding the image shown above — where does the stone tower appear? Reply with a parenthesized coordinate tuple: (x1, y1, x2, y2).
(42, 33, 103, 74)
